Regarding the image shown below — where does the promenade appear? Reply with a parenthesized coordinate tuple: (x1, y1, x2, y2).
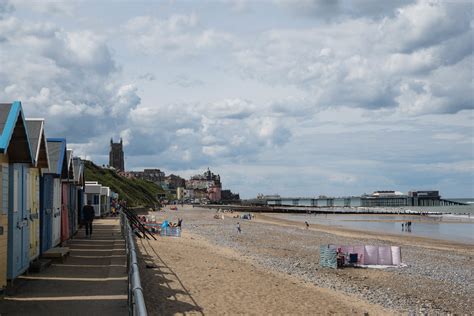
(0, 219, 128, 316)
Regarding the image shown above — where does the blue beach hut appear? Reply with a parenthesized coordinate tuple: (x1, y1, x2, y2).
(0, 102, 34, 281)
(25, 118, 50, 261)
(45, 138, 68, 247)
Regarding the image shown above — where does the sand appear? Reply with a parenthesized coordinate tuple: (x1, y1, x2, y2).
(137, 230, 389, 315)
(136, 206, 473, 315)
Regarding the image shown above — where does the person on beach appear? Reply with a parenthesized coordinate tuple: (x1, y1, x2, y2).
(305, 221, 309, 229)
(83, 201, 95, 238)
(177, 218, 183, 228)
(237, 222, 241, 234)
(402, 223, 405, 231)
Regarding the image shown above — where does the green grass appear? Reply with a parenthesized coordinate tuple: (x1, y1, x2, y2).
(84, 160, 164, 207)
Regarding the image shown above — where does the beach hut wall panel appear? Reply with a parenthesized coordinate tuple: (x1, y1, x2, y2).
(100, 186, 110, 216)
(52, 178, 61, 246)
(68, 183, 76, 237)
(28, 168, 40, 260)
(8, 163, 30, 279)
(72, 158, 84, 224)
(39, 174, 53, 254)
(60, 182, 69, 242)
(0, 162, 8, 290)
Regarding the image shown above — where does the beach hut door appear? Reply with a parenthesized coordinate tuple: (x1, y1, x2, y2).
(8, 164, 30, 278)
(40, 175, 53, 253)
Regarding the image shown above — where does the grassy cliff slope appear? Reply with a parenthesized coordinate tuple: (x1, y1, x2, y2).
(84, 160, 164, 207)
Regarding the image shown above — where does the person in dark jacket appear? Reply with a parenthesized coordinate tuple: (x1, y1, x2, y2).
(83, 201, 95, 237)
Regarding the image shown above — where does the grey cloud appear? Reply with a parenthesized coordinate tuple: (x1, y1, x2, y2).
(278, 0, 415, 19)
(0, 1, 14, 18)
(138, 72, 156, 81)
(168, 74, 204, 87)
(234, 1, 473, 115)
(386, 1, 472, 54)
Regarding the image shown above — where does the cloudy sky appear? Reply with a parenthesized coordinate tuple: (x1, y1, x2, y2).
(1, 0, 473, 198)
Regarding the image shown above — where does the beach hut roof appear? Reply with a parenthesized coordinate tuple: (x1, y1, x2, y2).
(0, 101, 34, 163)
(72, 157, 84, 185)
(66, 149, 73, 179)
(25, 118, 50, 169)
(46, 138, 68, 178)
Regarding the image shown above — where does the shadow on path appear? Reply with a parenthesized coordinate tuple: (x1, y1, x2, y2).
(0, 219, 128, 316)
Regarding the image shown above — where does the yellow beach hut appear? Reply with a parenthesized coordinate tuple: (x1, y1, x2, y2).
(25, 119, 50, 261)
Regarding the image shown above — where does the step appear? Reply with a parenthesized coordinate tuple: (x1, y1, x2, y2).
(29, 259, 52, 273)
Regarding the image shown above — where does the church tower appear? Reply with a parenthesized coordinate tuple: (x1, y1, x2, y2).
(109, 137, 125, 171)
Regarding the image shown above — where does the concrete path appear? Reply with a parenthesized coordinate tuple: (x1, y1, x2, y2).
(0, 218, 128, 316)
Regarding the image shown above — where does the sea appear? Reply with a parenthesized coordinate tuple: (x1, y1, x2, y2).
(268, 211, 474, 244)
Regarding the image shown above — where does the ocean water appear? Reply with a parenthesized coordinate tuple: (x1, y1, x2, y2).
(268, 213, 474, 244)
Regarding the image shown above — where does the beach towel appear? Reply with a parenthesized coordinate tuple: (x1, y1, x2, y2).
(378, 246, 392, 265)
(364, 245, 379, 265)
(391, 246, 402, 265)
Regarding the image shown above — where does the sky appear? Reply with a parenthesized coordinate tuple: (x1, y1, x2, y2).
(0, 0, 473, 198)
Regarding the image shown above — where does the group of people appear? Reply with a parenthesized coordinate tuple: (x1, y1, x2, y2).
(401, 221, 413, 232)
(166, 218, 183, 228)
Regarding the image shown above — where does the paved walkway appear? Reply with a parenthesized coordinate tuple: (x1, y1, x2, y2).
(0, 218, 128, 316)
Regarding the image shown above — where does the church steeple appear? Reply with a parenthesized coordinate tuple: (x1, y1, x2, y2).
(109, 137, 125, 171)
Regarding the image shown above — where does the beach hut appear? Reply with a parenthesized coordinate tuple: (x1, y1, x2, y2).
(85, 181, 102, 217)
(25, 119, 50, 262)
(0, 102, 34, 282)
(65, 150, 76, 239)
(59, 148, 73, 242)
(72, 158, 85, 227)
(46, 138, 68, 247)
(100, 186, 111, 216)
(39, 171, 54, 254)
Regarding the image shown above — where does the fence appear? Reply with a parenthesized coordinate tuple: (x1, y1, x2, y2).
(121, 210, 148, 316)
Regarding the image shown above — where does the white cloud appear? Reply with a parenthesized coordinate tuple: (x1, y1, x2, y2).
(1, 1, 472, 198)
(123, 14, 234, 56)
(0, 15, 139, 145)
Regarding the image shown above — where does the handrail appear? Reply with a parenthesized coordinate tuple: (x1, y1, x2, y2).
(120, 209, 148, 316)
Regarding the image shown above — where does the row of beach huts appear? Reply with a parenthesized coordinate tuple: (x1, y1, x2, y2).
(0, 101, 117, 292)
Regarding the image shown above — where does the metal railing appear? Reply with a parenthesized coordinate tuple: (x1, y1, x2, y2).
(121, 210, 148, 316)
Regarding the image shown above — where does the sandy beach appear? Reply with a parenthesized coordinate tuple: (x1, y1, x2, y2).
(136, 206, 473, 315)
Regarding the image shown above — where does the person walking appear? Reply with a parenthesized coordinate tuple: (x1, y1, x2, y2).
(83, 201, 95, 238)
(305, 221, 309, 229)
(236, 222, 241, 234)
